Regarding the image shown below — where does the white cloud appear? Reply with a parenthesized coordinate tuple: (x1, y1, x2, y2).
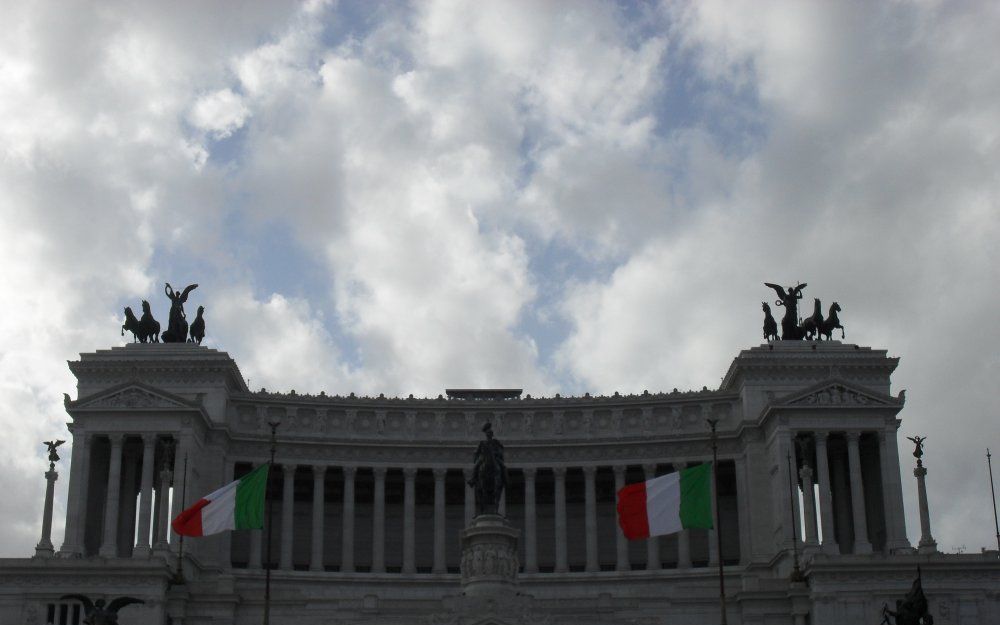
(188, 88, 249, 138)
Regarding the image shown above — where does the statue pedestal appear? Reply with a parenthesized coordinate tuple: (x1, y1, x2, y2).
(461, 514, 520, 597)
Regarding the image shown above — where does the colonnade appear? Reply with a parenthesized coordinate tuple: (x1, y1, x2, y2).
(787, 428, 909, 555)
(231, 461, 742, 574)
(58, 432, 187, 558)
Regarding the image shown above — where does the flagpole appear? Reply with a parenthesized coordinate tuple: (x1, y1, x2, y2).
(786, 449, 804, 582)
(174, 454, 189, 584)
(264, 421, 279, 625)
(988, 448, 1000, 554)
(707, 418, 727, 625)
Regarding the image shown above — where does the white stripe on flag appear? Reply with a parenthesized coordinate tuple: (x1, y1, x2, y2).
(645, 472, 683, 536)
(200, 479, 239, 534)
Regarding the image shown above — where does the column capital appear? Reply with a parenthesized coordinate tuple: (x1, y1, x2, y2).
(140, 433, 157, 446)
(313, 464, 328, 477)
(814, 431, 830, 446)
(799, 464, 814, 482)
(432, 467, 448, 479)
(522, 466, 537, 479)
(612, 465, 626, 477)
(582, 465, 597, 477)
(402, 466, 417, 479)
(553, 466, 567, 478)
(282, 463, 298, 473)
(373, 466, 387, 478)
(642, 463, 657, 477)
(845, 431, 862, 443)
(108, 433, 125, 446)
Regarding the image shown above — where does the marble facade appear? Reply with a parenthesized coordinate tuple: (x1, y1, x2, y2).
(0, 341, 998, 624)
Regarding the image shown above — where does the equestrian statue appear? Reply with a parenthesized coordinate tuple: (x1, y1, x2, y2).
(468, 422, 508, 516)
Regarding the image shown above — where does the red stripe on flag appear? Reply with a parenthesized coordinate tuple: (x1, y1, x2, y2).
(616, 481, 650, 540)
(172, 498, 211, 537)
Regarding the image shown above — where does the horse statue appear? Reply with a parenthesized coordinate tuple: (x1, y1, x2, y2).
(799, 298, 825, 340)
(818, 302, 844, 340)
(468, 422, 507, 516)
(188, 306, 206, 345)
(880, 567, 934, 625)
(138, 300, 160, 343)
(121, 307, 141, 343)
(762, 302, 778, 341)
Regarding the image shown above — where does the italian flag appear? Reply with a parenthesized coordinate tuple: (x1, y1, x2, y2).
(616, 462, 714, 539)
(172, 464, 269, 537)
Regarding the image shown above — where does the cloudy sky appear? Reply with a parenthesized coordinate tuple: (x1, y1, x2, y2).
(1, 0, 998, 558)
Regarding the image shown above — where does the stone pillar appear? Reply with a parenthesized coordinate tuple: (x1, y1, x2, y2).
(403, 467, 416, 574)
(643, 464, 660, 570)
(846, 432, 872, 554)
(118, 446, 139, 557)
(310, 465, 327, 572)
(169, 436, 188, 551)
(583, 466, 599, 572)
(59, 431, 91, 556)
(247, 465, 263, 568)
(613, 466, 630, 571)
(463, 467, 475, 526)
(708, 458, 719, 566)
(35, 463, 59, 557)
(523, 467, 538, 573)
(99, 434, 125, 558)
(670, 462, 690, 568)
(553, 467, 568, 573)
(153, 464, 173, 553)
(372, 467, 386, 573)
(280, 464, 296, 570)
(881, 427, 911, 551)
(133, 435, 157, 558)
(460, 515, 520, 597)
(799, 465, 819, 546)
(339, 465, 355, 572)
(433, 468, 447, 573)
(914, 459, 937, 554)
(814, 433, 838, 554)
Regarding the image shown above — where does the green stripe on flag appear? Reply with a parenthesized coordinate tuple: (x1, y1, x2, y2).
(679, 462, 714, 529)
(235, 464, 269, 530)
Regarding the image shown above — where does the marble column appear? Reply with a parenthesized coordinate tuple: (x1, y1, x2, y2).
(523, 467, 538, 573)
(59, 431, 91, 555)
(339, 465, 355, 572)
(133, 435, 157, 558)
(99, 434, 125, 558)
(643, 464, 660, 570)
(59, 427, 92, 556)
(672, 462, 691, 568)
(613, 466, 630, 571)
(554, 466, 568, 573)
(35, 463, 59, 557)
(814, 433, 838, 554)
(310, 465, 327, 572)
(583, 466, 599, 572)
(799, 465, 819, 546)
(169, 437, 188, 551)
(463, 467, 475, 526)
(914, 460, 937, 554)
(880, 427, 911, 551)
(708, 458, 719, 566)
(280, 464, 297, 570)
(846, 432, 872, 554)
(403, 467, 416, 574)
(433, 468, 447, 573)
(372, 467, 386, 573)
(153, 464, 173, 553)
(247, 465, 263, 568)
(118, 446, 139, 557)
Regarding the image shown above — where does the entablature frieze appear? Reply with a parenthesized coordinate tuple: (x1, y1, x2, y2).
(225, 397, 742, 444)
(224, 436, 745, 468)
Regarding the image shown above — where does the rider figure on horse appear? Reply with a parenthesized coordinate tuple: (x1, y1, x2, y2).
(469, 422, 507, 516)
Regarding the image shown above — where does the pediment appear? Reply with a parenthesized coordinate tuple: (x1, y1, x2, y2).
(774, 379, 903, 409)
(68, 382, 198, 411)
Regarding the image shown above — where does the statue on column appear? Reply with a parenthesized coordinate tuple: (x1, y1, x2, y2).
(907, 436, 927, 462)
(43, 440, 65, 469)
(468, 422, 507, 515)
(161, 283, 198, 343)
